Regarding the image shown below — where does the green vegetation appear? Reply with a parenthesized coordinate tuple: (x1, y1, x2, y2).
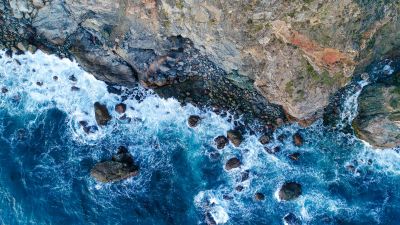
(176, 0, 184, 9)
(285, 80, 295, 96)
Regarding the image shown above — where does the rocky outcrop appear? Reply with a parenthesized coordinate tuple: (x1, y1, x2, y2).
(1, 0, 399, 122)
(91, 146, 139, 183)
(94, 102, 111, 126)
(353, 72, 400, 149)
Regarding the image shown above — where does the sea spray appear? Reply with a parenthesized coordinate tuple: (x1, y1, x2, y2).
(0, 50, 400, 224)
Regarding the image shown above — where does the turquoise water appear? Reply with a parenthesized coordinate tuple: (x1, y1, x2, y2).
(0, 51, 399, 225)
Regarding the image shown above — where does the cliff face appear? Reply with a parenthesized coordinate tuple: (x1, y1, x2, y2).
(1, 0, 399, 121)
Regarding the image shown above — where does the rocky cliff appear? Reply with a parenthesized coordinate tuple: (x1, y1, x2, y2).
(1, 0, 399, 123)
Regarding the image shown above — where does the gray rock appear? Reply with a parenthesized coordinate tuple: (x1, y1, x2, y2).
(225, 157, 241, 170)
(227, 129, 243, 147)
(188, 115, 201, 127)
(214, 135, 228, 149)
(94, 102, 111, 126)
(353, 74, 400, 149)
(278, 182, 302, 201)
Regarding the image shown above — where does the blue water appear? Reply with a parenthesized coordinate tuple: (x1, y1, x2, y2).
(0, 51, 399, 225)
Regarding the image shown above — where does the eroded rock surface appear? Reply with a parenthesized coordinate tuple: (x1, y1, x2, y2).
(353, 72, 400, 149)
(1, 0, 399, 122)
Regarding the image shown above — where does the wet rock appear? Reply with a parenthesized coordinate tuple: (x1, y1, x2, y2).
(259, 135, 270, 145)
(352, 73, 400, 148)
(254, 192, 265, 201)
(227, 129, 243, 147)
(293, 133, 304, 147)
(79, 121, 98, 134)
(94, 102, 112, 126)
(278, 182, 302, 201)
(188, 115, 201, 127)
(225, 157, 241, 170)
(235, 185, 244, 192)
(288, 152, 300, 161)
(115, 103, 127, 114)
(5, 49, 12, 58)
(214, 135, 228, 149)
(278, 134, 287, 142)
(53, 76, 58, 81)
(223, 194, 233, 200)
(1, 87, 8, 93)
(265, 146, 281, 154)
(346, 164, 356, 173)
(241, 170, 250, 182)
(69, 75, 77, 82)
(90, 146, 139, 183)
(71, 86, 80, 91)
(283, 213, 301, 225)
(205, 212, 216, 225)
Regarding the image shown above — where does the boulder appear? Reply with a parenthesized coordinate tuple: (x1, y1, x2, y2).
(1, 87, 8, 93)
(115, 103, 127, 114)
(259, 135, 270, 145)
(227, 129, 243, 147)
(94, 102, 111, 126)
(293, 133, 304, 146)
(352, 73, 400, 148)
(225, 157, 241, 170)
(91, 146, 139, 183)
(188, 115, 201, 127)
(214, 135, 228, 149)
(283, 213, 301, 225)
(254, 192, 265, 201)
(288, 152, 300, 161)
(278, 182, 302, 201)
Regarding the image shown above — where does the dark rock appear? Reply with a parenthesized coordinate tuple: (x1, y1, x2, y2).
(188, 115, 201, 127)
(254, 192, 265, 201)
(53, 76, 58, 81)
(91, 147, 139, 183)
(265, 146, 281, 154)
(69, 75, 77, 82)
(235, 185, 244, 192)
(223, 194, 233, 200)
(71, 86, 80, 91)
(259, 135, 270, 145)
(278, 134, 287, 142)
(288, 152, 300, 161)
(278, 182, 302, 201)
(214, 135, 228, 149)
(115, 103, 127, 114)
(94, 102, 112, 126)
(205, 212, 216, 225)
(227, 129, 243, 147)
(5, 49, 12, 58)
(225, 157, 241, 170)
(36, 81, 43, 86)
(283, 213, 301, 225)
(293, 132, 304, 146)
(1, 87, 8, 93)
(241, 170, 250, 182)
(79, 121, 98, 134)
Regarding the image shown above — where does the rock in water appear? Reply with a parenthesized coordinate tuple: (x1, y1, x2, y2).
(353, 73, 400, 148)
(283, 213, 301, 225)
(254, 192, 265, 201)
(278, 182, 302, 201)
(94, 102, 111, 126)
(293, 133, 304, 146)
(91, 146, 139, 183)
(214, 135, 228, 149)
(259, 135, 270, 145)
(225, 157, 241, 170)
(227, 129, 243, 147)
(188, 115, 201, 127)
(115, 103, 127, 114)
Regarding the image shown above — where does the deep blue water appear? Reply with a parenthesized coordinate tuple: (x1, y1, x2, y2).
(0, 51, 400, 225)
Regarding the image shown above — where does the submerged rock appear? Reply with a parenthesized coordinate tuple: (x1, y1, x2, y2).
(353, 73, 400, 148)
(278, 182, 302, 201)
(225, 157, 241, 170)
(283, 213, 301, 225)
(227, 129, 243, 147)
(288, 152, 300, 161)
(259, 135, 270, 145)
(188, 115, 201, 127)
(214, 135, 228, 149)
(254, 192, 265, 201)
(91, 146, 139, 183)
(1, 87, 8, 93)
(293, 133, 304, 146)
(115, 103, 127, 114)
(94, 102, 111, 126)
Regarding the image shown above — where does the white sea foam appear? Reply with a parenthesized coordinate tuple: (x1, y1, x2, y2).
(1, 50, 400, 224)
